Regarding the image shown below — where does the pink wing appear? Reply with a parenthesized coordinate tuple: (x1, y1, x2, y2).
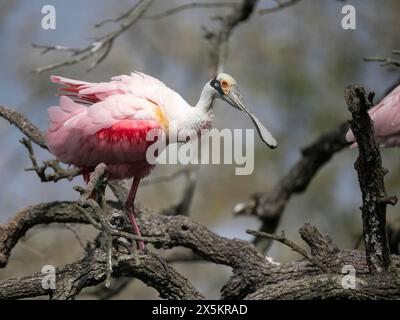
(346, 85, 400, 147)
(45, 94, 164, 169)
(51, 72, 167, 105)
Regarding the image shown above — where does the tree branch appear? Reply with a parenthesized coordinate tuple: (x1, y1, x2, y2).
(205, 0, 258, 74)
(143, 1, 240, 20)
(0, 243, 203, 300)
(247, 229, 330, 273)
(364, 50, 400, 69)
(235, 122, 350, 252)
(345, 85, 396, 273)
(20, 138, 80, 182)
(258, 0, 302, 15)
(2, 199, 400, 299)
(0, 105, 47, 149)
(33, 0, 154, 73)
(258, 0, 300, 15)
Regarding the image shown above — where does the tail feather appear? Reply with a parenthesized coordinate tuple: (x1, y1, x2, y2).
(51, 75, 92, 87)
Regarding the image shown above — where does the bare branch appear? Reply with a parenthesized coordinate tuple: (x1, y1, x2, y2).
(33, 0, 154, 73)
(2, 199, 400, 299)
(0, 105, 47, 149)
(247, 229, 329, 273)
(20, 138, 80, 182)
(64, 223, 86, 250)
(364, 50, 400, 69)
(0, 244, 203, 300)
(205, 0, 259, 74)
(143, 1, 240, 20)
(345, 85, 395, 273)
(258, 0, 302, 15)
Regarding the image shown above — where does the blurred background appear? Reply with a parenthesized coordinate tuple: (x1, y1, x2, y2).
(0, 0, 399, 298)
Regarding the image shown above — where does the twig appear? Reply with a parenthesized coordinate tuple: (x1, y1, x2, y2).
(364, 57, 400, 68)
(0, 106, 80, 183)
(95, 0, 149, 27)
(143, 1, 239, 20)
(108, 180, 129, 205)
(64, 223, 86, 250)
(20, 138, 80, 182)
(247, 229, 329, 273)
(33, 0, 154, 73)
(345, 85, 395, 273)
(258, 0, 302, 15)
(364, 50, 400, 69)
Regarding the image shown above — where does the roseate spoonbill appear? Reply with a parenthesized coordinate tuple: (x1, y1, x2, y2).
(45, 72, 277, 249)
(346, 85, 400, 147)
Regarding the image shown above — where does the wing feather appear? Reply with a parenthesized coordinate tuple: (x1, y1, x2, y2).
(46, 94, 165, 166)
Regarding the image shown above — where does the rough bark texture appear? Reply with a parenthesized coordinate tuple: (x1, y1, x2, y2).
(1, 83, 400, 299)
(1, 200, 400, 300)
(345, 85, 396, 273)
(3, 0, 400, 300)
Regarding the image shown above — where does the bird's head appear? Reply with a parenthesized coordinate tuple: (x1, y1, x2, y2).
(209, 73, 278, 149)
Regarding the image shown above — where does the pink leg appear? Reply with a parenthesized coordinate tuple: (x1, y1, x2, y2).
(126, 177, 145, 250)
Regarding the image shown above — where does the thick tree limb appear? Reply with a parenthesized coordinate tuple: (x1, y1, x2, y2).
(2, 83, 400, 298)
(0, 243, 203, 300)
(2, 198, 400, 299)
(345, 85, 396, 273)
(246, 273, 400, 300)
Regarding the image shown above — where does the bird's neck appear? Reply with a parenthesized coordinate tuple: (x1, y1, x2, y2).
(195, 83, 215, 112)
(171, 85, 214, 136)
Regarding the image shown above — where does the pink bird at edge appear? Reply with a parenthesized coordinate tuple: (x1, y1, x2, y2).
(46, 72, 278, 250)
(346, 85, 400, 148)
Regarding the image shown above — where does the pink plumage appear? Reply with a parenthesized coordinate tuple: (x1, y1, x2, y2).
(46, 73, 167, 180)
(46, 72, 178, 250)
(45, 71, 277, 250)
(346, 85, 400, 147)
